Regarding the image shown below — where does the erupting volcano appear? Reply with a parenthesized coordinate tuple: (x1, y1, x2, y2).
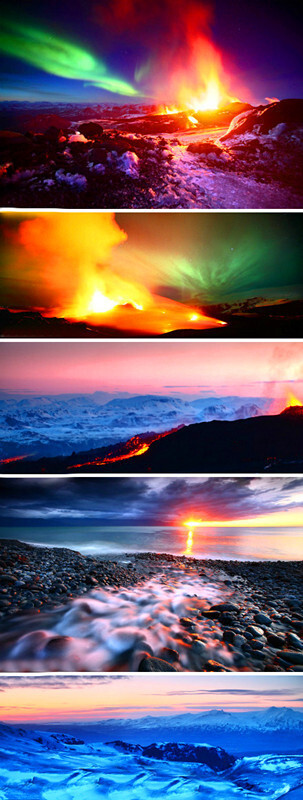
(0, 212, 228, 336)
(1, 1, 302, 208)
(286, 391, 303, 409)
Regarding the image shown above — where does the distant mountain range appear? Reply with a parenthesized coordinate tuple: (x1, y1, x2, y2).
(99, 707, 303, 734)
(0, 392, 271, 463)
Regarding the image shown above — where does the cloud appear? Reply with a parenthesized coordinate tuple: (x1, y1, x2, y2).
(0, 675, 129, 691)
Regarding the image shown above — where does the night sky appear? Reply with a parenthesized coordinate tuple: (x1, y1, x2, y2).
(1, 0, 302, 103)
(1, 476, 303, 528)
(1, 212, 302, 310)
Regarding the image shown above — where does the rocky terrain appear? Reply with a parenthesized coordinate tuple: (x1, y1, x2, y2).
(0, 542, 302, 673)
(1, 99, 302, 208)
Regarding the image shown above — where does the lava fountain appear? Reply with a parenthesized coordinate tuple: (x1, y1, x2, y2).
(12, 213, 225, 335)
(286, 391, 303, 408)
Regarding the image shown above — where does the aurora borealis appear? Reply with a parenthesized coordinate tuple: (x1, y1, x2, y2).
(0, 18, 139, 99)
(0, 212, 302, 313)
(1, 0, 302, 103)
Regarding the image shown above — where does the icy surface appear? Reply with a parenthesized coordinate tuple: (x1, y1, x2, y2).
(0, 722, 303, 800)
(0, 393, 270, 460)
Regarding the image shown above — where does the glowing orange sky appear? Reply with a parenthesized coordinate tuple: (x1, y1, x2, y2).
(0, 675, 302, 723)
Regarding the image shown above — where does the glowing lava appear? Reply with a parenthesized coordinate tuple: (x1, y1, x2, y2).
(69, 427, 183, 470)
(158, 40, 239, 118)
(0, 455, 29, 465)
(287, 391, 303, 407)
(88, 291, 119, 314)
(63, 290, 225, 335)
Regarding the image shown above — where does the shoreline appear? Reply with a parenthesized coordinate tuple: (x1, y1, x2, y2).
(0, 539, 302, 673)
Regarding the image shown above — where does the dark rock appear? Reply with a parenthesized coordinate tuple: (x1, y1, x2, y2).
(246, 625, 264, 638)
(266, 633, 285, 648)
(254, 613, 272, 626)
(79, 122, 103, 137)
(187, 142, 222, 156)
(210, 603, 240, 613)
(276, 650, 303, 665)
(204, 660, 232, 672)
(138, 656, 177, 672)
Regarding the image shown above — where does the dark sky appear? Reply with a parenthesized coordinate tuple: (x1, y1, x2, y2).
(1, 0, 302, 102)
(1, 476, 302, 527)
(1, 212, 302, 309)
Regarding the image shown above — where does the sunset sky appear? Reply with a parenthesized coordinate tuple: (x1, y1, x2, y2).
(1, 476, 303, 528)
(0, 674, 302, 722)
(1, 341, 303, 398)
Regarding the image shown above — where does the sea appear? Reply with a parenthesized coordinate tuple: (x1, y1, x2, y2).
(1, 525, 302, 561)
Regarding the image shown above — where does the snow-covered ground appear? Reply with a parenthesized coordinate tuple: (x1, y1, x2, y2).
(0, 720, 302, 799)
(1, 100, 302, 208)
(0, 393, 271, 460)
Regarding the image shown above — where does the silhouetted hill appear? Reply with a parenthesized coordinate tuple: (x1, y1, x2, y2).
(101, 406, 303, 473)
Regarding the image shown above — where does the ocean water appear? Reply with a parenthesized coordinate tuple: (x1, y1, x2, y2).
(1, 525, 302, 561)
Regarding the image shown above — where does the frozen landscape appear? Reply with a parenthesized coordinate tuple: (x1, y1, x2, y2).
(0, 392, 271, 462)
(1, 99, 303, 208)
(0, 708, 303, 799)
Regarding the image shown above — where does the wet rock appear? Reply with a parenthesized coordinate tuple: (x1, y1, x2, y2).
(266, 633, 285, 648)
(246, 625, 264, 638)
(254, 612, 272, 626)
(180, 617, 196, 631)
(211, 603, 240, 613)
(138, 656, 177, 672)
(159, 647, 180, 663)
(276, 650, 303, 665)
(204, 660, 232, 672)
(286, 633, 303, 650)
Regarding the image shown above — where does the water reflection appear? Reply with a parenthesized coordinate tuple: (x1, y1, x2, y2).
(0, 525, 302, 561)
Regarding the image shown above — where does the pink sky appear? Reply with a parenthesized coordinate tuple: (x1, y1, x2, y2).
(0, 674, 301, 722)
(1, 341, 303, 398)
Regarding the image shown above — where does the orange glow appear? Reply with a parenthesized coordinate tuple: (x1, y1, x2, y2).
(8, 212, 227, 334)
(182, 509, 303, 528)
(68, 427, 182, 470)
(185, 529, 194, 555)
(158, 37, 239, 115)
(287, 391, 303, 407)
(0, 675, 301, 723)
(0, 454, 29, 464)
(184, 519, 203, 556)
(64, 292, 225, 335)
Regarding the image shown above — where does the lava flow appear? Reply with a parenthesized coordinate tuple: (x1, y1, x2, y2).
(0, 455, 29, 465)
(69, 427, 183, 470)
(10, 213, 226, 334)
(66, 292, 225, 335)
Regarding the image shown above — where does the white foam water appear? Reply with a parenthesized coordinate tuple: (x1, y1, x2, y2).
(0, 566, 234, 672)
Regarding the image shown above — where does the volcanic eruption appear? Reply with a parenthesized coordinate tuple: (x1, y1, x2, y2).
(3, 212, 225, 335)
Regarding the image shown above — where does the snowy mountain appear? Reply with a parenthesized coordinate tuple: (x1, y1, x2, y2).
(0, 719, 302, 799)
(0, 392, 271, 460)
(98, 707, 303, 735)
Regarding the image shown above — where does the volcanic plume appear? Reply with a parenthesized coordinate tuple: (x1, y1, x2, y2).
(3, 213, 224, 334)
(97, 0, 246, 112)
